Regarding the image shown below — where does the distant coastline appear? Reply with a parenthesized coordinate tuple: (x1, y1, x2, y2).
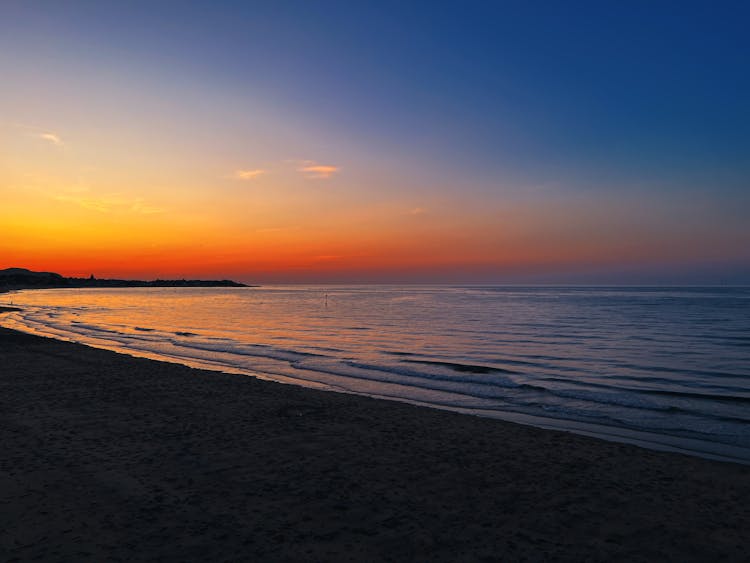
(0, 267, 250, 291)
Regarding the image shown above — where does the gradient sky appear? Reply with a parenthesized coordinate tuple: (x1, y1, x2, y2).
(2, 1, 749, 283)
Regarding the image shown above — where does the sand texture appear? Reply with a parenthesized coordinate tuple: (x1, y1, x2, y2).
(1, 327, 749, 561)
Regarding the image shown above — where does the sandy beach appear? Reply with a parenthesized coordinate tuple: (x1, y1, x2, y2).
(1, 324, 749, 561)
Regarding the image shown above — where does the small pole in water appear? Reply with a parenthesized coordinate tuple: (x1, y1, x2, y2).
(325, 293, 328, 308)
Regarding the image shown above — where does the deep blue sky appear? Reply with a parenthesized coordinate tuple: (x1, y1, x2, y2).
(7, 1, 749, 183)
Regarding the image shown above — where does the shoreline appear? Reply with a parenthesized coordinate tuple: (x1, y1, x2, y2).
(1, 325, 748, 560)
(2, 293, 749, 465)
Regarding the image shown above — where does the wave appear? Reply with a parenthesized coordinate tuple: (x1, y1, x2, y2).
(613, 361, 748, 381)
(402, 359, 521, 374)
(170, 338, 325, 363)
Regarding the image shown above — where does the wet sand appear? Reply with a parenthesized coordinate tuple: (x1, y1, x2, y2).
(1, 325, 749, 561)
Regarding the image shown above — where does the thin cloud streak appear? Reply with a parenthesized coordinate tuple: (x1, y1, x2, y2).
(37, 133, 63, 147)
(298, 161, 339, 179)
(8, 122, 64, 147)
(233, 169, 266, 180)
(53, 192, 164, 214)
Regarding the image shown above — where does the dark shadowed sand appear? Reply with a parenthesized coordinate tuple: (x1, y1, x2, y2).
(1, 325, 749, 562)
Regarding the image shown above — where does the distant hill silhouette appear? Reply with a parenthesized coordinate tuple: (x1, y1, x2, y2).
(0, 268, 249, 289)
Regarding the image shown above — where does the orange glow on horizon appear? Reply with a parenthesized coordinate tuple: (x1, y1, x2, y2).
(2, 116, 746, 283)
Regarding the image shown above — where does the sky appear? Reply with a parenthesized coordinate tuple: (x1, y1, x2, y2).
(1, 1, 749, 283)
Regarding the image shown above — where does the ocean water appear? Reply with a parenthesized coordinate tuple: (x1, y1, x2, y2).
(2, 285, 749, 462)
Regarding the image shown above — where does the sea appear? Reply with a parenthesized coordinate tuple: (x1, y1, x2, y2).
(2, 285, 749, 463)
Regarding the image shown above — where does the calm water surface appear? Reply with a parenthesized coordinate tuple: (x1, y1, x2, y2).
(3, 286, 749, 462)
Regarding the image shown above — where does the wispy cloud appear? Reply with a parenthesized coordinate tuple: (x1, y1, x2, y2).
(230, 161, 339, 181)
(130, 199, 165, 215)
(298, 161, 339, 179)
(54, 192, 163, 214)
(8, 123, 65, 146)
(39, 132, 63, 145)
(255, 226, 301, 234)
(54, 193, 118, 213)
(233, 169, 266, 180)
(408, 207, 427, 215)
